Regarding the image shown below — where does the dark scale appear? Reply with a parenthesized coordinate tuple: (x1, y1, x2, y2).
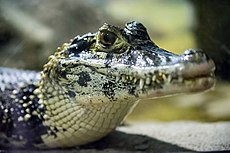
(77, 71, 92, 87)
(0, 68, 48, 148)
(102, 81, 117, 100)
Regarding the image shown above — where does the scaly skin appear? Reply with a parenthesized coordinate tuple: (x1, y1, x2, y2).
(0, 21, 215, 148)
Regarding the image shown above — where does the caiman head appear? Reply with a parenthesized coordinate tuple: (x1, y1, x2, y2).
(42, 21, 215, 104)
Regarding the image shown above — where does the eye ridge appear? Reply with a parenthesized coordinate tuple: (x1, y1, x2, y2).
(99, 31, 116, 46)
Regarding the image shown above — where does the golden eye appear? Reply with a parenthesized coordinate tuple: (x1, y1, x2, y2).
(99, 31, 116, 46)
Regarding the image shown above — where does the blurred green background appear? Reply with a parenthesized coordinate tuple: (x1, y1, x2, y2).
(0, 0, 230, 122)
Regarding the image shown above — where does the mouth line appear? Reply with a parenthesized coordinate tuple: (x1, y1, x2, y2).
(108, 60, 215, 90)
(110, 69, 215, 90)
(183, 72, 215, 80)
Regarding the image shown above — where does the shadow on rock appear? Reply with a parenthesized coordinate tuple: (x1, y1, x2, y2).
(79, 130, 192, 152)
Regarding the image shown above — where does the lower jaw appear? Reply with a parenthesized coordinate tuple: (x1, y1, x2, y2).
(139, 75, 215, 99)
(183, 75, 215, 92)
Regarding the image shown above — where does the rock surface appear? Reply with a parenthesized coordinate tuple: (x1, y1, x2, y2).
(9, 121, 230, 153)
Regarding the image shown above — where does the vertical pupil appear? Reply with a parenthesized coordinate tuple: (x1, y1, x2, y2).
(103, 33, 111, 43)
(100, 31, 116, 45)
(104, 33, 113, 43)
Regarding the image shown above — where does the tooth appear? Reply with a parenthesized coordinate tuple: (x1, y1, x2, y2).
(162, 74, 167, 81)
(122, 75, 126, 81)
(116, 76, 120, 82)
(126, 75, 129, 80)
(134, 78, 138, 83)
(152, 75, 156, 82)
(129, 76, 133, 80)
(156, 79, 161, 83)
(139, 79, 144, 89)
(167, 75, 172, 83)
(146, 77, 151, 85)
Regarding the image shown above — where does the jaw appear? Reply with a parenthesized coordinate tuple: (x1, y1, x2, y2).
(96, 54, 215, 99)
(142, 74, 215, 99)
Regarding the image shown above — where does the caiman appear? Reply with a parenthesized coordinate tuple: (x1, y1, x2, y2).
(0, 21, 215, 148)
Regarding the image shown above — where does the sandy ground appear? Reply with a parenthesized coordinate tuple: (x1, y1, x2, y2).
(5, 121, 230, 153)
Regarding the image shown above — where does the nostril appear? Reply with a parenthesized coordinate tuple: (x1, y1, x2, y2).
(183, 49, 199, 55)
(183, 49, 210, 63)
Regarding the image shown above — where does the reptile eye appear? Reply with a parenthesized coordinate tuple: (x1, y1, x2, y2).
(99, 31, 116, 46)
